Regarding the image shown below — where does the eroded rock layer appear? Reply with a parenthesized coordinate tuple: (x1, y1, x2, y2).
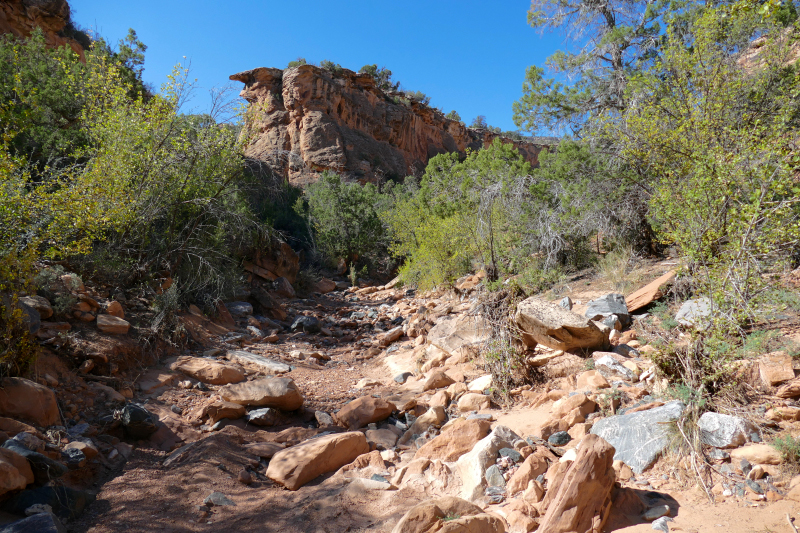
(0, 0, 84, 56)
(231, 65, 550, 186)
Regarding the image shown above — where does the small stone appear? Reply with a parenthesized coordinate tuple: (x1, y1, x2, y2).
(498, 448, 522, 463)
(643, 505, 670, 521)
(548, 431, 571, 446)
(315, 411, 334, 427)
(745, 479, 764, 495)
(246, 408, 280, 427)
(484, 465, 506, 488)
(204, 491, 236, 507)
(559, 296, 573, 310)
(238, 469, 252, 485)
(393, 372, 412, 384)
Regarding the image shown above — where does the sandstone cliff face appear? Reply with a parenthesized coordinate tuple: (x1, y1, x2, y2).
(0, 0, 84, 56)
(231, 65, 549, 186)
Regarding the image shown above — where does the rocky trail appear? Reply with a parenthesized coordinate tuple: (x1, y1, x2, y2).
(2, 262, 800, 532)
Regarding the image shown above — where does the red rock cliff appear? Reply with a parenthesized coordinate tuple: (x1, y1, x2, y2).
(0, 0, 84, 56)
(231, 65, 550, 186)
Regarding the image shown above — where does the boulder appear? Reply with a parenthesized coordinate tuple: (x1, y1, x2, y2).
(120, 403, 158, 439)
(759, 351, 794, 387)
(203, 401, 246, 424)
(96, 314, 130, 334)
(467, 374, 492, 392)
(730, 444, 782, 466)
(457, 393, 491, 412)
(0, 449, 31, 498)
(698, 412, 759, 449)
(537, 434, 616, 533)
(366, 429, 398, 450)
(380, 327, 404, 346)
(776, 379, 800, 399)
(390, 496, 486, 533)
(1, 486, 93, 521)
(335, 397, 395, 430)
(273, 277, 295, 298)
(266, 431, 368, 490)
(19, 296, 52, 320)
(551, 393, 597, 419)
(315, 278, 337, 293)
(625, 270, 676, 313)
(105, 300, 125, 319)
(675, 298, 711, 328)
(514, 297, 607, 352)
(427, 314, 490, 357)
(226, 350, 291, 374)
(423, 370, 455, 391)
(246, 407, 280, 426)
(0, 513, 66, 533)
(584, 293, 631, 328)
(171, 356, 245, 385)
(0, 378, 59, 427)
(415, 418, 492, 462)
(455, 425, 521, 501)
(590, 400, 684, 474)
(219, 377, 304, 410)
(438, 514, 506, 533)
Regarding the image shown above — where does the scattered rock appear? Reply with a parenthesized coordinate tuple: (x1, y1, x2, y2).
(266, 432, 369, 490)
(273, 277, 295, 298)
(246, 408, 280, 426)
(19, 296, 52, 320)
(730, 444, 782, 466)
(759, 351, 795, 387)
(291, 316, 321, 334)
(394, 372, 412, 384)
(96, 314, 130, 334)
(204, 491, 236, 506)
(585, 293, 631, 328)
(698, 412, 759, 448)
(398, 407, 446, 445)
(549, 431, 571, 446)
(577, 370, 610, 390)
(219, 377, 304, 410)
(591, 400, 684, 474)
(559, 296, 573, 310)
(336, 397, 395, 430)
(426, 315, 490, 357)
(455, 425, 521, 501)
(415, 418, 492, 461)
(457, 393, 491, 412)
(171, 356, 245, 385)
(594, 354, 637, 381)
(390, 496, 486, 533)
(1, 486, 93, 521)
(366, 429, 398, 450)
(315, 411, 335, 427)
(227, 350, 291, 374)
(226, 302, 253, 317)
(515, 297, 607, 351)
(423, 370, 455, 391)
(467, 374, 492, 392)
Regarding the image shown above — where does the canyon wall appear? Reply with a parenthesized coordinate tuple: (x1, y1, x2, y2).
(0, 0, 84, 56)
(231, 65, 552, 186)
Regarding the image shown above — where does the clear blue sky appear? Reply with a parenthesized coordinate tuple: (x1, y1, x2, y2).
(68, 0, 559, 133)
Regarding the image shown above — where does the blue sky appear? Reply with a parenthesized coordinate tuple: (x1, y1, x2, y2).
(69, 0, 560, 133)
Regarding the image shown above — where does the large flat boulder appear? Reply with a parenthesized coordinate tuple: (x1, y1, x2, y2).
(218, 377, 303, 410)
(266, 431, 368, 490)
(335, 396, 395, 430)
(427, 314, 490, 357)
(515, 297, 607, 352)
(227, 350, 291, 374)
(537, 433, 616, 533)
(171, 356, 245, 385)
(0, 378, 59, 427)
(590, 400, 684, 474)
(625, 270, 675, 313)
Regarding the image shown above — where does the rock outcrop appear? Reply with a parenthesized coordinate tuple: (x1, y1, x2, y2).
(231, 65, 551, 186)
(0, 0, 85, 56)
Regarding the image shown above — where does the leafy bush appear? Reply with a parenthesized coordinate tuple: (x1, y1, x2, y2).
(287, 57, 307, 68)
(358, 64, 397, 91)
(773, 434, 800, 469)
(296, 172, 388, 270)
(320, 60, 343, 75)
(405, 90, 431, 105)
(445, 110, 462, 123)
(470, 115, 489, 129)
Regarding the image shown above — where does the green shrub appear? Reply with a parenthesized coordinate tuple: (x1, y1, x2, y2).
(773, 434, 800, 468)
(287, 57, 307, 68)
(320, 60, 343, 75)
(445, 110, 462, 123)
